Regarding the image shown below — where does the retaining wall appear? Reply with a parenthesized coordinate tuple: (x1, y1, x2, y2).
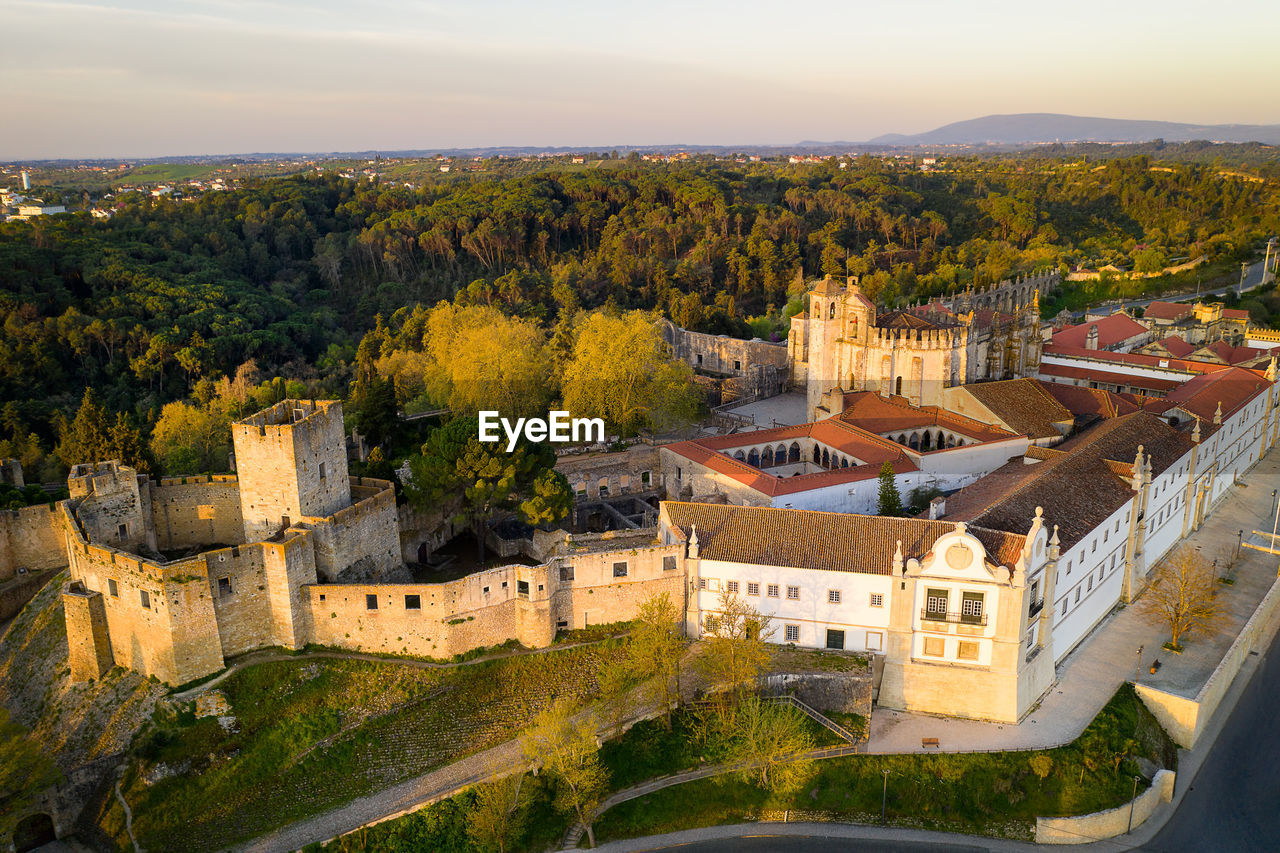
(0, 503, 66, 581)
(1136, 576, 1280, 748)
(1035, 769, 1175, 844)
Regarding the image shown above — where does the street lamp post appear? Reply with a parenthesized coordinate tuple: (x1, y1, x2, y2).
(1239, 262, 1248, 298)
(1127, 775, 1141, 833)
(1237, 530, 1244, 563)
(881, 769, 890, 822)
(1136, 645, 1144, 685)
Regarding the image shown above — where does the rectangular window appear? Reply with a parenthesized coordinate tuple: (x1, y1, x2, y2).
(365, 594, 378, 610)
(217, 576, 232, 598)
(925, 588, 948, 616)
(957, 641, 979, 661)
(559, 565, 574, 582)
(827, 589, 841, 604)
(663, 556, 677, 572)
(139, 590, 150, 609)
(786, 585, 800, 600)
(613, 561, 628, 578)
(676, 467, 682, 480)
(866, 631, 883, 651)
(961, 592, 984, 623)
(517, 580, 529, 596)
(1087, 575, 1093, 592)
(107, 578, 118, 597)
(704, 614, 719, 634)
(825, 629, 845, 650)
(641, 471, 651, 486)
(1061, 600, 1068, 616)
(405, 594, 421, 610)
(923, 636, 944, 657)
(698, 577, 707, 590)
(726, 580, 739, 594)
(1074, 587, 1081, 603)
(784, 624, 800, 642)
(318, 461, 327, 479)
(747, 582, 760, 596)
(117, 523, 128, 538)
(767, 584, 780, 598)
(870, 593, 884, 607)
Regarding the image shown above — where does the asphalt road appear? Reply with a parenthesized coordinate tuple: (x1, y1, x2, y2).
(636, 622, 1280, 853)
(1139, 623, 1280, 852)
(1077, 257, 1272, 320)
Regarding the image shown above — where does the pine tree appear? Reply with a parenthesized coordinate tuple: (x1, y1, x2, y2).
(877, 460, 904, 517)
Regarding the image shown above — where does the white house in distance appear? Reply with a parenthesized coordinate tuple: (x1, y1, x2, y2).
(659, 501, 1054, 723)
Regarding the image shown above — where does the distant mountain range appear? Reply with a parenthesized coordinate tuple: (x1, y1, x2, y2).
(865, 113, 1280, 146)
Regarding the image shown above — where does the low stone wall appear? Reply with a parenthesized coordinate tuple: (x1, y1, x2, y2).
(0, 569, 56, 623)
(1035, 769, 1174, 844)
(1136, 576, 1280, 748)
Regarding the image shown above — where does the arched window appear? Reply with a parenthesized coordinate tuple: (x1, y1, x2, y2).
(761, 446, 774, 467)
(897, 434, 908, 445)
(734, 450, 746, 461)
(776, 444, 787, 462)
(748, 448, 760, 467)
(822, 448, 830, 468)
(789, 442, 801, 463)
(829, 302, 836, 319)
(909, 433, 920, 450)
(840, 457, 849, 468)
(812, 445, 821, 464)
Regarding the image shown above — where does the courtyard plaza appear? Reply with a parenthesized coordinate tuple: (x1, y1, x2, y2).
(866, 440, 1280, 754)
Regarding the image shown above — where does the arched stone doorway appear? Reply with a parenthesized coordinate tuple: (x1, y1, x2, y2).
(14, 813, 56, 853)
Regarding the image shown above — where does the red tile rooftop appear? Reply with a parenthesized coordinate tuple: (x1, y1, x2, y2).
(1142, 301, 1195, 322)
(1051, 313, 1148, 349)
(1039, 363, 1183, 394)
(837, 391, 1018, 442)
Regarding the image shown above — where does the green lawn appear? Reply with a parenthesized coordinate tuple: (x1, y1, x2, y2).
(594, 684, 1175, 843)
(99, 641, 627, 851)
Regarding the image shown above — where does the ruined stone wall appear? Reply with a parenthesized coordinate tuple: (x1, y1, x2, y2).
(299, 480, 400, 582)
(233, 400, 351, 541)
(659, 448, 771, 505)
(557, 445, 665, 502)
(0, 502, 66, 580)
(150, 476, 244, 550)
(659, 319, 789, 393)
(761, 671, 873, 716)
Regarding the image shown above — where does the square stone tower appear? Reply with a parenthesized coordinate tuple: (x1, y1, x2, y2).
(232, 400, 352, 542)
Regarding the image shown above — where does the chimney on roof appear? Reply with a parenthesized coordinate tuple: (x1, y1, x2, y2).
(1086, 324, 1100, 350)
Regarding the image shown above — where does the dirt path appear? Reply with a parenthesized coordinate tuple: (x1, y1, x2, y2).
(172, 632, 629, 701)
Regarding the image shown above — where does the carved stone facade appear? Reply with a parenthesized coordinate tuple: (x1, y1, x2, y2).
(789, 274, 1049, 418)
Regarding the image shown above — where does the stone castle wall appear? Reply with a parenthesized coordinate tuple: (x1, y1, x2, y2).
(233, 400, 351, 541)
(556, 444, 665, 502)
(300, 479, 400, 582)
(548, 538, 685, 630)
(67, 463, 154, 553)
(150, 476, 244, 550)
(0, 502, 65, 581)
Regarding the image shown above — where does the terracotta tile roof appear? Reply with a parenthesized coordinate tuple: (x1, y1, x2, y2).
(952, 412, 1196, 550)
(664, 420, 917, 498)
(1156, 336, 1195, 358)
(1222, 309, 1250, 320)
(877, 310, 952, 331)
(1036, 380, 1141, 419)
(1164, 366, 1272, 422)
(1039, 363, 1183, 393)
(662, 502, 1027, 574)
(837, 392, 1018, 442)
(1044, 344, 1235, 375)
(1051, 313, 1148, 349)
(812, 276, 843, 296)
(959, 379, 1073, 439)
(1142, 301, 1194, 322)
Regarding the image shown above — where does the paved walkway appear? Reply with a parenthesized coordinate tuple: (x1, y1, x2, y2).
(867, 443, 1280, 754)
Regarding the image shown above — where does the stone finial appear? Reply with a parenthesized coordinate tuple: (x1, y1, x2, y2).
(688, 524, 699, 559)
(1214, 401, 1223, 425)
(893, 540, 904, 574)
(1192, 417, 1201, 443)
(954, 521, 967, 535)
(1050, 524, 1060, 547)
(1266, 355, 1277, 381)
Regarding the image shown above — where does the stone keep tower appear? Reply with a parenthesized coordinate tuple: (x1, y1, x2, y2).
(232, 400, 352, 542)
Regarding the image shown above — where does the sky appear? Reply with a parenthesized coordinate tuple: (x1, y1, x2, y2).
(2, 0, 1278, 159)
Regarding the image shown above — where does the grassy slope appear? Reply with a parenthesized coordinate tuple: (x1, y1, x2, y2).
(100, 640, 627, 851)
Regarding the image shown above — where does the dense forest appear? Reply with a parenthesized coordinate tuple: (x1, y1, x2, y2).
(1, 154, 1277, 484)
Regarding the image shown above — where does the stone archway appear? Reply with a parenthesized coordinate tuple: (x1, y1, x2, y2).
(416, 541, 431, 563)
(13, 813, 56, 853)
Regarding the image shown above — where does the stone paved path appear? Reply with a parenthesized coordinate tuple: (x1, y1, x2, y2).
(867, 443, 1280, 754)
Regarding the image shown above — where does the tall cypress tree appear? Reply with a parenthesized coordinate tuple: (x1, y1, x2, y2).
(877, 460, 904, 517)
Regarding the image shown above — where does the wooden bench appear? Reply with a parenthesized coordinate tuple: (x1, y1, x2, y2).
(921, 737, 940, 749)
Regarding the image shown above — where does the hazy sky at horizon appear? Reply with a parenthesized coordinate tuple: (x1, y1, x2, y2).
(2, 0, 1277, 159)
